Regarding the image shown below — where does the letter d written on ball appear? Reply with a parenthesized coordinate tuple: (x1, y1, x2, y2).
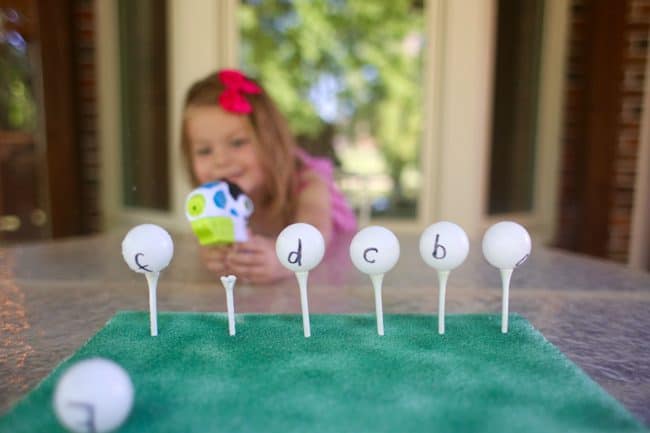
(276, 223, 325, 273)
(287, 238, 303, 266)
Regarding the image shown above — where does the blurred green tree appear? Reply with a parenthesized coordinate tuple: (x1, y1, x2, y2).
(239, 0, 423, 204)
(0, 34, 36, 131)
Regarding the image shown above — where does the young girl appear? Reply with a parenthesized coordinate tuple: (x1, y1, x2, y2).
(181, 69, 357, 284)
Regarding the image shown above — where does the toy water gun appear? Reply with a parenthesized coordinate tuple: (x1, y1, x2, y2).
(185, 180, 254, 245)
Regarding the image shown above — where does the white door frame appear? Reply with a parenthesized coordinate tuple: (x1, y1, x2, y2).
(629, 44, 650, 270)
(482, 0, 569, 245)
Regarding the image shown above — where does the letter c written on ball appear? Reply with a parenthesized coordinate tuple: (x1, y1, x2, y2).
(363, 247, 378, 263)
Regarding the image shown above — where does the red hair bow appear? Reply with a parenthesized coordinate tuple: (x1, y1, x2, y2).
(217, 69, 262, 114)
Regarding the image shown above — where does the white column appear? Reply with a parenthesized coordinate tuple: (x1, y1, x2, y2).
(629, 42, 650, 271)
(96, 0, 120, 230)
(426, 0, 496, 237)
(534, 0, 570, 243)
(168, 0, 223, 225)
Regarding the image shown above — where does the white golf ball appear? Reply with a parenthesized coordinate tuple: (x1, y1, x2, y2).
(276, 223, 325, 272)
(122, 224, 174, 274)
(349, 226, 400, 275)
(53, 358, 134, 433)
(482, 221, 532, 269)
(419, 222, 470, 271)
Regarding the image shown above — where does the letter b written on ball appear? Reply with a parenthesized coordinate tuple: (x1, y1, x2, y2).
(432, 234, 447, 260)
(419, 222, 470, 272)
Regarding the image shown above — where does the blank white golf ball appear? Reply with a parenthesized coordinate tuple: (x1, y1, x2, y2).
(276, 223, 325, 272)
(53, 358, 134, 433)
(419, 222, 470, 271)
(121, 224, 174, 274)
(482, 221, 532, 269)
(349, 226, 400, 275)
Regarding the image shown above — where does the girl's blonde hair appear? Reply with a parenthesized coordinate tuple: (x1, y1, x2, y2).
(181, 71, 299, 223)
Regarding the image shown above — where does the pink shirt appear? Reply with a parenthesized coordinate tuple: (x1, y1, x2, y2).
(295, 148, 357, 236)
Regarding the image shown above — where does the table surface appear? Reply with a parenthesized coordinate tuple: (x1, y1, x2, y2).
(1, 230, 649, 425)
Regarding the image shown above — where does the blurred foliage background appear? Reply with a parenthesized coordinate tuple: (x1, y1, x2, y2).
(238, 0, 424, 217)
(0, 16, 36, 132)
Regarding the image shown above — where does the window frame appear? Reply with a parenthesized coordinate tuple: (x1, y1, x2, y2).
(97, 0, 567, 241)
(484, 0, 569, 244)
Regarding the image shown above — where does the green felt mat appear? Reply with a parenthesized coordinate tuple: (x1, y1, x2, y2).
(1, 312, 647, 433)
